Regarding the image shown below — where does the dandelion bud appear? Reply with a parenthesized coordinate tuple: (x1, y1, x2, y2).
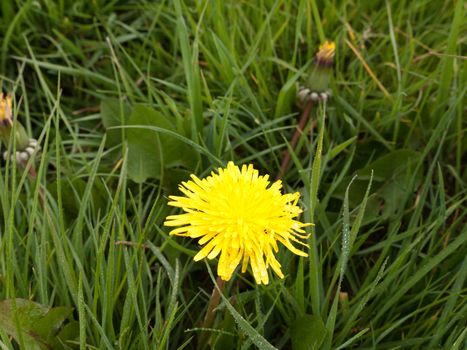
(0, 93, 40, 163)
(315, 41, 336, 68)
(305, 41, 335, 93)
(0, 92, 13, 127)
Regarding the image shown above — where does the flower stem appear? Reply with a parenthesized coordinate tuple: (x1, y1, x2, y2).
(24, 162, 46, 208)
(277, 100, 314, 180)
(197, 276, 225, 350)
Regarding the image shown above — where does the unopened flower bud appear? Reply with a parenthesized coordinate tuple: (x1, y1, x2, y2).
(315, 41, 336, 68)
(0, 93, 33, 153)
(305, 41, 336, 93)
(0, 92, 13, 127)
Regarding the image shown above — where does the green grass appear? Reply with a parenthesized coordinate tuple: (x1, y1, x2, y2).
(0, 0, 466, 349)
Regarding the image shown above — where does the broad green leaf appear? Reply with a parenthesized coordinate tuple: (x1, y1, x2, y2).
(356, 149, 419, 179)
(55, 322, 80, 349)
(161, 168, 192, 193)
(33, 306, 73, 340)
(290, 314, 326, 350)
(126, 105, 198, 183)
(331, 149, 422, 220)
(0, 299, 78, 350)
(358, 150, 420, 219)
(0, 299, 47, 350)
(100, 98, 132, 146)
(49, 177, 106, 222)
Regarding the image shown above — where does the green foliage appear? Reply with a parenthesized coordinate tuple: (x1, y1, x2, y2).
(0, 299, 78, 349)
(100, 98, 132, 148)
(125, 105, 198, 182)
(100, 100, 199, 183)
(0, 0, 465, 349)
(290, 315, 326, 350)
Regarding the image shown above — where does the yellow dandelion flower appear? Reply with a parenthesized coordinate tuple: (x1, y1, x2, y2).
(0, 93, 13, 127)
(164, 162, 311, 285)
(315, 41, 336, 67)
